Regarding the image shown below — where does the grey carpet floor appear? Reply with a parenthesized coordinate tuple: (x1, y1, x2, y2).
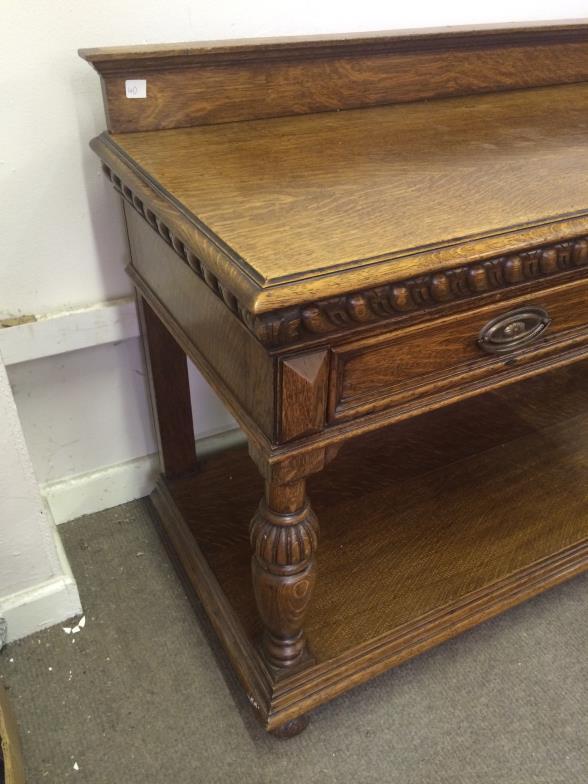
(0, 499, 587, 784)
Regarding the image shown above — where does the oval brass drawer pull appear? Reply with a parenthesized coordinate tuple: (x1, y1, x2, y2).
(478, 306, 551, 354)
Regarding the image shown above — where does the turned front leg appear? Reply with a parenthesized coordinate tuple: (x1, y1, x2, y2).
(250, 479, 318, 669)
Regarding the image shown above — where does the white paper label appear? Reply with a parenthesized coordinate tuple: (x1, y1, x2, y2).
(125, 79, 147, 99)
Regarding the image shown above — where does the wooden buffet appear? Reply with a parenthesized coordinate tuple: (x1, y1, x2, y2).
(80, 21, 588, 737)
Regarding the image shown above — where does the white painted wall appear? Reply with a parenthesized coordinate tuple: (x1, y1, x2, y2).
(1, 0, 586, 528)
(0, 352, 81, 642)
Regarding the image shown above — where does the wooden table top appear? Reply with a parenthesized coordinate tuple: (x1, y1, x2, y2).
(109, 82, 588, 309)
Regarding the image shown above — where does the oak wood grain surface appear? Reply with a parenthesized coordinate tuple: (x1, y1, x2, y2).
(279, 352, 329, 442)
(168, 362, 588, 663)
(124, 204, 276, 440)
(80, 22, 588, 133)
(330, 277, 588, 421)
(94, 42, 588, 133)
(95, 131, 588, 317)
(110, 84, 588, 296)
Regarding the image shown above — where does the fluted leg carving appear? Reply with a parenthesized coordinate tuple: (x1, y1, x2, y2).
(250, 480, 318, 669)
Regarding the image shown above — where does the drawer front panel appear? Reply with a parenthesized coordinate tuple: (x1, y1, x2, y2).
(329, 278, 588, 423)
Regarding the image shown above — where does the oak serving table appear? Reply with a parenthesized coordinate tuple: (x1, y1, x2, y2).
(80, 22, 588, 737)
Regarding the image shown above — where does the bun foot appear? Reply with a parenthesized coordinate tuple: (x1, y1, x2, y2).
(270, 714, 310, 739)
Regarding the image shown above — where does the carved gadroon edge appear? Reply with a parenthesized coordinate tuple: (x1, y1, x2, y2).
(104, 165, 588, 348)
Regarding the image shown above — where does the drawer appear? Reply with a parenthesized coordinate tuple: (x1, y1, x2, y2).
(328, 278, 588, 423)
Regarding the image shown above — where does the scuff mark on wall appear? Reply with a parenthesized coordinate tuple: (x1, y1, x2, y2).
(0, 315, 37, 329)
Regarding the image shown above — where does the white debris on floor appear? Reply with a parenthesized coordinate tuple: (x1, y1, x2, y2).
(62, 616, 86, 635)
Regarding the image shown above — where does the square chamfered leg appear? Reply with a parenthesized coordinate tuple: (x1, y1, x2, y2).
(136, 293, 198, 479)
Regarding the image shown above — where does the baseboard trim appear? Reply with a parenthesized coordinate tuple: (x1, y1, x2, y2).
(42, 428, 246, 525)
(0, 573, 82, 644)
(0, 521, 84, 643)
(0, 298, 139, 366)
(43, 453, 161, 526)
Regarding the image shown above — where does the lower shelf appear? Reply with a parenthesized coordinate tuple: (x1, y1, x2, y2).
(150, 362, 588, 731)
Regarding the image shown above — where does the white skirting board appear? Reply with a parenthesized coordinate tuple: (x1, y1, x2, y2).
(0, 349, 82, 644)
(0, 298, 139, 366)
(0, 525, 82, 644)
(42, 428, 246, 525)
